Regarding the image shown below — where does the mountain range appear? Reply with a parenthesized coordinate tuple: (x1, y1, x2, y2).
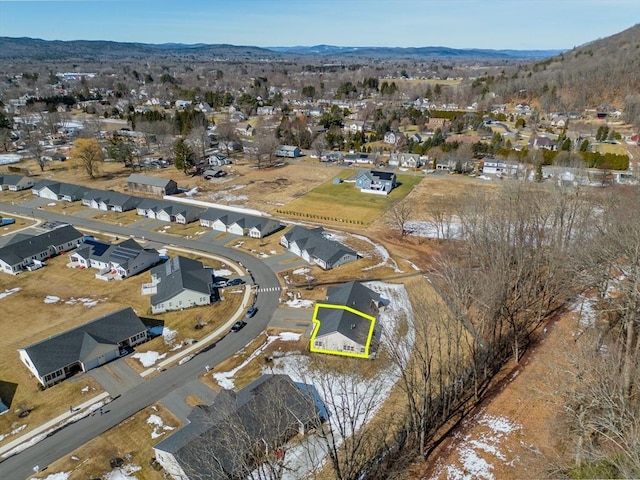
(0, 37, 562, 62)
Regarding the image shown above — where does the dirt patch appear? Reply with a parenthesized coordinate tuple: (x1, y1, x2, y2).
(418, 310, 577, 479)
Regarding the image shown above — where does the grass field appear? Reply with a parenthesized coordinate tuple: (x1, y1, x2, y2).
(275, 172, 424, 225)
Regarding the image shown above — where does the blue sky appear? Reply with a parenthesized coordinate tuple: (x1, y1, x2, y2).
(0, 0, 638, 50)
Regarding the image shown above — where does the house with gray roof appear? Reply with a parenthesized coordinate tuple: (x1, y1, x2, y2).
(275, 145, 302, 158)
(0, 224, 84, 274)
(70, 237, 159, 279)
(388, 153, 423, 169)
(148, 256, 216, 314)
(17, 307, 147, 387)
(127, 173, 178, 196)
(135, 199, 204, 224)
(0, 174, 34, 191)
(32, 180, 90, 202)
(199, 208, 282, 239)
(354, 170, 397, 195)
(310, 281, 384, 358)
(153, 374, 324, 480)
(280, 226, 359, 270)
(82, 189, 142, 212)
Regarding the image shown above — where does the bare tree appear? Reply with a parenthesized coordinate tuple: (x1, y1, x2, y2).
(253, 129, 280, 168)
(388, 201, 413, 237)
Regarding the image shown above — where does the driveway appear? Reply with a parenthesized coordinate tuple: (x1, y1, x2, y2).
(88, 357, 144, 397)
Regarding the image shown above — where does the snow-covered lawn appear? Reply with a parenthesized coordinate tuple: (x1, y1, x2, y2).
(405, 220, 463, 240)
(43, 295, 106, 307)
(284, 298, 314, 308)
(212, 331, 303, 390)
(262, 282, 413, 479)
(215, 268, 233, 277)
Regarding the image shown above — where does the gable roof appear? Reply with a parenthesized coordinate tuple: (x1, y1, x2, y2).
(19, 307, 146, 377)
(155, 374, 319, 479)
(283, 226, 357, 266)
(83, 188, 142, 209)
(0, 225, 83, 266)
(151, 256, 213, 304)
(315, 282, 381, 344)
(73, 237, 155, 270)
(356, 170, 395, 182)
(127, 173, 175, 188)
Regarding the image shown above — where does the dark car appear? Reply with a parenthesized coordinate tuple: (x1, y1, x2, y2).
(230, 321, 247, 333)
(227, 278, 246, 286)
(245, 306, 258, 318)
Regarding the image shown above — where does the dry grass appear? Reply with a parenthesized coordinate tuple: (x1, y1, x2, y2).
(32, 403, 181, 480)
(194, 162, 341, 213)
(0, 249, 242, 442)
(0, 213, 38, 236)
(87, 209, 140, 226)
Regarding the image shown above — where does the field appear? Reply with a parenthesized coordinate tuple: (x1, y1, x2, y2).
(275, 172, 424, 225)
(0, 247, 242, 447)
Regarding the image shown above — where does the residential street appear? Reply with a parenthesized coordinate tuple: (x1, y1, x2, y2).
(0, 201, 282, 479)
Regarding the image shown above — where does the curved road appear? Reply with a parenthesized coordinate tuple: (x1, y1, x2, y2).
(0, 202, 282, 479)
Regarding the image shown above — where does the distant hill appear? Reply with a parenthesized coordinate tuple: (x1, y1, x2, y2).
(496, 23, 640, 112)
(0, 36, 561, 62)
(0, 37, 279, 61)
(267, 44, 562, 60)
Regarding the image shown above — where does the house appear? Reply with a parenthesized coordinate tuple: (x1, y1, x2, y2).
(153, 374, 324, 480)
(310, 281, 384, 358)
(482, 158, 523, 177)
(155, 204, 205, 225)
(343, 153, 374, 165)
(0, 174, 34, 191)
(32, 180, 90, 202)
(69, 237, 159, 279)
(148, 256, 216, 314)
(126, 174, 178, 196)
(81, 189, 141, 212)
(354, 170, 397, 194)
(280, 226, 359, 270)
(528, 136, 556, 151)
(344, 120, 364, 134)
(275, 145, 302, 158)
(388, 153, 422, 168)
(18, 307, 147, 388)
(435, 158, 456, 171)
(199, 209, 282, 239)
(409, 133, 423, 144)
(0, 225, 84, 275)
(383, 131, 401, 145)
(206, 153, 230, 166)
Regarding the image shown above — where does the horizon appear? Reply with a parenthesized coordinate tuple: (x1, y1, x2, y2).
(0, 0, 637, 50)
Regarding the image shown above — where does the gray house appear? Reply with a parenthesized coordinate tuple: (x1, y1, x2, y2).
(0, 224, 84, 274)
(154, 374, 324, 480)
(354, 170, 397, 194)
(311, 282, 384, 358)
(148, 256, 215, 314)
(275, 145, 302, 158)
(32, 180, 90, 202)
(127, 174, 178, 196)
(82, 189, 142, 212)
(69, 237, 159, 279)
(199, 208, 282, 239)
(17, 307, 148, 388)
(280, 226, 359, 270)
(388, 153, 423, 169)
(0, 174, 35, 191)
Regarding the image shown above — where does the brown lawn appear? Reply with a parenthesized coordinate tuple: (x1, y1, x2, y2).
(0, 248, 242, 445)
(31, 403, 180, 480)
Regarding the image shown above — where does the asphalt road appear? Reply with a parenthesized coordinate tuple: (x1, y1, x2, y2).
(0, 202, 282, 479)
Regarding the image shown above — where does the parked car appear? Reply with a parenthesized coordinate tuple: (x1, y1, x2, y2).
(230, 321, 247, 333)
(227, 278, 246, 286)
(213, 279, 228, 288)
(245, 306, 258, 318)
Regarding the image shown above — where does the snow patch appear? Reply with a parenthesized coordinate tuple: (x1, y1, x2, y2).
(285, 298, 314, 308)
(40, 473, 71, 480)
(0, 287, 21, 300)
(162, 327, 177, 344)
(44, 295, 60, 303)
(104, 464, 142, 480)
(132, 351, 166, 367)
(215, 268, 233, 276)
(292, 267, 310, 275)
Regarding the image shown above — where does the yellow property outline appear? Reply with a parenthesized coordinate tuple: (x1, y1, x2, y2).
(309, 302, 376, 358)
